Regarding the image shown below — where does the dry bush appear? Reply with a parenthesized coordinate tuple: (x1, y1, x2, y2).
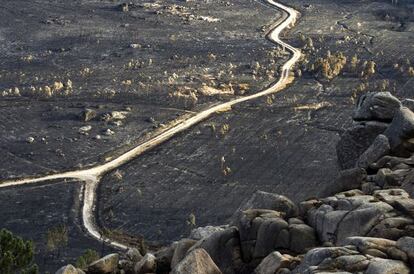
(310, 51, 347, 80)
(169, 87, 198, 108)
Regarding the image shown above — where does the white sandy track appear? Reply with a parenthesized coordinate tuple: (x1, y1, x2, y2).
(0, 0, 301, 250)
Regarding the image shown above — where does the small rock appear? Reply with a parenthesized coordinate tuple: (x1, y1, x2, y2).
(110, 111, 126, 120)
(80, 108, 96, 122)
(104, 129, 115, 136)
(26, 136, 35, 143)
(111, 120, 123, 127)
(130, 43, 142, 49)
(79, 125, 92, 134)
(146, 117, 156, 123)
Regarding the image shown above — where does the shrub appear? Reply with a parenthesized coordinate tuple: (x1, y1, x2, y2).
(310, 51, 347, 80)
(0, 229, 39, 274)
(46, 225, 68, 258)
(361, 60, 376, 78)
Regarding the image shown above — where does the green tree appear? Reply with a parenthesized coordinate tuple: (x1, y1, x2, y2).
(75, 249, 99, 269)
(0, 229, 39, 274)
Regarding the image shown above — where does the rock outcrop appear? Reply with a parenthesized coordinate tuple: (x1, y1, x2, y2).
(55, 92, 414, 274)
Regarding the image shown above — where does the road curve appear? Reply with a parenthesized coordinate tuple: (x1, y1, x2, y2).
(0, 0, 301, 250)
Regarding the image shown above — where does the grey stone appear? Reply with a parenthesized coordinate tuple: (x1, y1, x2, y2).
(337, 121, 389, 169)
(402, 98, 414, 112)
(353, 92, 401, 122)
(394, 198, 414, 217)
(190, 227, 243, 274)
(365, 258, 409, 274)
(126, 248, 143, 262)
(118, 259, 134, 273)
(190, 226, 226, 240)
(87, 253, 119, 274)
(387, 247, 408, 262)
(254, 252, 294, 274)
(155, 243, 176, 273)
(55, 264, 85, 274)
(171, 248, 222, 274)
(253, 216, 289, 259)
(171, 238, 197, 269)
(236, 209, 284, 261)
(292, 246, 359, 273)
(384, 107, 414, 156)
(307, 192, 395, 245)
(230, 191, 298, 224)
(343, 237, 397, 254)
(375, 168, 397, 187)
(326, 168, 367, 196)
(288, 223, 317, 254)
(397, 237, 414, 261)
(367, 216, 414, 240)
(134, 253, 156, 274)
(365, 248, 388, 258)
(336, 204, 393, 244)
(356, 134, 390, 169)
(371, 155, 414, 170)
(335, 254, 370, 271)
(80, 108, 97, 122)
(373, 189, 410, 205)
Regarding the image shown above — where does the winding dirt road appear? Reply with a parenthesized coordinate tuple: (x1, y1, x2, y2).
(0, 0, 301, 250)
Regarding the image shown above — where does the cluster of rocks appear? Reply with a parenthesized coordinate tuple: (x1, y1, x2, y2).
(337, 92, 414, 196)
(77, 108, 131, 138)
(56, 92, 414, 274)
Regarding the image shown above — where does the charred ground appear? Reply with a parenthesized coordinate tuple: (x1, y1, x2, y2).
(1, 0, 414, 272)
